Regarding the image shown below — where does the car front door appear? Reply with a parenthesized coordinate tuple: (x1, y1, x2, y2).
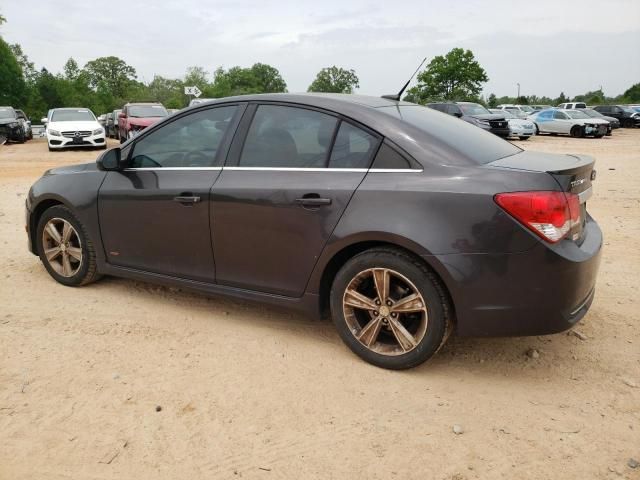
(210, 103, 381, 297)
(551, 110, 570, 133)
(98, 104, 242, 282)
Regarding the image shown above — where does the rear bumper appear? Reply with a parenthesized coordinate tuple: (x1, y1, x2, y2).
(429, 218, 603, 337)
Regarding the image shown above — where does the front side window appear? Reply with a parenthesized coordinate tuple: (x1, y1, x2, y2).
(553, 111, 568, 120)
(328, 122, 379, 169)
(130, 105, 237, 168)
(239, 105, 338, 168)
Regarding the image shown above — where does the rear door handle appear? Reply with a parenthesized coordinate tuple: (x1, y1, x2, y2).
(295, 197, 332, 207)
(173, 194, 201, 205)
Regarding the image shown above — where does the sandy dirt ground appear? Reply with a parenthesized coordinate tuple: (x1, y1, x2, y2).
(0, 132, 638, 480)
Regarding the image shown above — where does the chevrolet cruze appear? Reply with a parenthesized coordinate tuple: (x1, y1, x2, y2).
(26, 94, 602, 369)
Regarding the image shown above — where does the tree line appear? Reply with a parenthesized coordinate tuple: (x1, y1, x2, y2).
(1, 13, 638, 122)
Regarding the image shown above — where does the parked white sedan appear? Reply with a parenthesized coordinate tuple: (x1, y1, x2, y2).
(489, 109, 535, 140)
(529, 109, 609, 138)
(45, 108, 106, 151)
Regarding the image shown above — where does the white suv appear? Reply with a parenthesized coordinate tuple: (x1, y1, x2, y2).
(46, 108, 106, 151)
(495, 104, 535, 118)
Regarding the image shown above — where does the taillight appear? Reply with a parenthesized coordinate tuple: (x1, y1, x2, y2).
(494, 191, 581, 243)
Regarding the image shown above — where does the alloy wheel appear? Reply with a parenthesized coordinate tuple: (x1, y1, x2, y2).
(42, 218, 83, 277)
(342, 268, 428, 356)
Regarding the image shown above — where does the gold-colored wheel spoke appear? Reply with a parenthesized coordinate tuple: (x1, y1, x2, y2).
(61, 253, 72, 277)
(391, 293, 425, 313)
(67, 246, 82, 261)
(372, 268, 390, 303)
(45, 223, 62, 244)
(62, 222, 73, 243)
(388, 317, 418, 351)
(344, 288, 377, 311)
(45, 246, 62, 261)
(357, 317, 383, 347)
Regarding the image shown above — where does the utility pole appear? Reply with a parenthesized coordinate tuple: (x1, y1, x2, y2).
(517, 83, 521, 99)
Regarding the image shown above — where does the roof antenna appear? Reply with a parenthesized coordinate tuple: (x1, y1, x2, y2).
(382, 57, 427, 101)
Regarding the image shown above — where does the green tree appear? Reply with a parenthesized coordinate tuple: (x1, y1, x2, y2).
(9, 43, 37, 83)
(63, 58, 81, 81)
(623, 83, 640, 102)
(487, 93, 498, 108)
(209, 63, 287, 97)
(307, 66, 359, 94)
(249, 63, 287, 93)
(184, 66, 209, 91)
(407, 48, 488, 103)
(84, 56, 137, 98)
(0, 37, 26, 106)
(147, 75, 185, 108)
(554, 92, 569, 105)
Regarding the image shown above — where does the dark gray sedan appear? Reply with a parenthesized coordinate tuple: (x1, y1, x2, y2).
(25, 94, 602, 369)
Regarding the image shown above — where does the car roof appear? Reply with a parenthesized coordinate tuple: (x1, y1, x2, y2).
(125, 102, 165, 106)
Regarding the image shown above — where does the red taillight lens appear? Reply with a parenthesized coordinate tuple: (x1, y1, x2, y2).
(495, 191, 580, 243)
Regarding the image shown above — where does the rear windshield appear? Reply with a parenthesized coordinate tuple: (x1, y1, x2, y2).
(51, 109, 96, 122)
(128, 105, 168, 118)
(379, 105, 521, 164)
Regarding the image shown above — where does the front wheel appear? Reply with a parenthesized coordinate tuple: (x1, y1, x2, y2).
(330, 248, 451, 370)
(570, 126, 583, 138)
(36, 205, 100, 286)
(623, 118, 635, 128)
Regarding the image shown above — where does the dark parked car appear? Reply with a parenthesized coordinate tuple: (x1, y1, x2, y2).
(15, 109, 33, 140)
(427, 102, 510, 137)
(593, 105, 640, 128)
(580, 108, 619, 134)
(0, 106, 27, 144)
(25, 94, 602, 369)
(118, 102, 168, 142)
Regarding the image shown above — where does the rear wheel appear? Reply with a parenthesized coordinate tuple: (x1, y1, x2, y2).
(36, 205, 100, 286)
(570, 125, 583, 138)
(623, 118, 635, 128)
(330, 248, 451, 370)
(518, 136, 529, 141)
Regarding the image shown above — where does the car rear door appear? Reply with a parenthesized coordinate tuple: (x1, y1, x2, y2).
(210, 103, 381, 297)
(98, 104, 243, 282)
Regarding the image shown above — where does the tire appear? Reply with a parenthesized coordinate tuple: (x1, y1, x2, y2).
(17, 129, 26, 144)
(623, 118, 634, 128)
(36, 205, 100, 287)
(534, 123, 540, 135)
(330, 247, 451, 370)
(518, 136, 529, 141)
(570, 126, 583, 138)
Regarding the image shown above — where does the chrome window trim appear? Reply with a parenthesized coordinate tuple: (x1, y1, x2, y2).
(123, 167, 423, 173)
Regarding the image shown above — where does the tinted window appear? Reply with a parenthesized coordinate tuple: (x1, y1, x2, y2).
(328, 122, 379, 169)
(240, 105, 337, 168)
(553, 111, 568, 120)
(447, 105, 463, 115)
(371, 143, 412, 169)
(379, 105, 521, 165)
(428, 104, 446, 113)
(130, 105, 237, 168)
(538, 110, 554, 119)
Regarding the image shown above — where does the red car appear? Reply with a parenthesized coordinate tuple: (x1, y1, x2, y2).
(118, 103, 169, 143)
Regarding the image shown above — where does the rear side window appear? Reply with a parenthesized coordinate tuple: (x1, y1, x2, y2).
(328, 122, 379, 169)
(371, 143, 413, 169)
(379, 105, 520, 165)
(554, 111, 568, 120)
(240, 105, 338, 168)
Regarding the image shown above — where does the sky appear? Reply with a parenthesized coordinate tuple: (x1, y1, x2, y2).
(1, 0, 639, 98)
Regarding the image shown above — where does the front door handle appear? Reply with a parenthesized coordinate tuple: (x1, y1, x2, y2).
(295, 196, 332, 207)
(173, 194, 201, 205)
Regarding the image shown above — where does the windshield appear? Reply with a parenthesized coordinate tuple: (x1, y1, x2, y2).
(128, 105, 168, 118)
(519, 106, 534, 112)
(622, 107, 637, 113)
(0, 107, 17, 119)
(51, 109, 96, 122)
(380, 105, 521, 165)
(565, 110, 590, 119)
(491, 109, 516, 119)
(582, 109, 602, 118)
(459, 103, 491, 115)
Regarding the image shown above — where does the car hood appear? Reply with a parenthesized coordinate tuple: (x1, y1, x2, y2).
(44, 162, 99, 176)
(572, 118, 609, 125)
(507, 118, 534, 127)
(467, 113, 505, 121)
(0, 118, 19, 126)
(48, 120, 101, 131)
(127, 117, 164, 127)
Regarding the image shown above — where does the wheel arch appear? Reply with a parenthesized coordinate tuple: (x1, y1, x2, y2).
(29, 196, 70, 253)
(312, 236, 456, 324)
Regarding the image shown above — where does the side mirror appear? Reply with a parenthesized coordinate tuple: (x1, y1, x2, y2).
(97, 147, 122, 171)
(118, 113, 126, 119)
(453, 112, 463, 118)
(41, 117, 48, 124)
